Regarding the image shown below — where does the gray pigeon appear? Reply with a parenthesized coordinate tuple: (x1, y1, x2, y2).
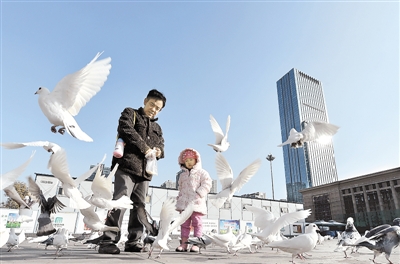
(35, 52, 111, 142)
(28, 176, 66, 236)
(353, 218, 400, 264)
(186, 235, 214, 254)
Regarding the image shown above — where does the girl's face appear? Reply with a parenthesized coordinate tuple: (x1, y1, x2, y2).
(184, 158, 196, 169)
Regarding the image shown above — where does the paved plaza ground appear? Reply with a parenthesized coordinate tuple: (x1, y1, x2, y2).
(1, 237, 399, 264)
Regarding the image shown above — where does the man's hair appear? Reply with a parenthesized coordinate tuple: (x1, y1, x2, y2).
(146, 89, 166, 108)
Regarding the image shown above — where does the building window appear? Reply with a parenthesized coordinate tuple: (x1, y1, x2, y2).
(366, 185, 370, 191)
(313, 194, 332, 220)
(262, 206, 271, 212)
(223, 201, 231, 209)
(355, 193, 366, 212)
(372, 184, 376, 189)
(343, 196, 354, 215)
(378, 182, 383, 188)
(281, 207, 288, 214)
(58, 187, 64, 195)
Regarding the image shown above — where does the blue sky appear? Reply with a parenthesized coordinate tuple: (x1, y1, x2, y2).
(1, 1, 399, 203)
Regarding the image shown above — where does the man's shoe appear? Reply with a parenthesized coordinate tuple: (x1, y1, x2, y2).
(98, 243, 120, 254)
(124, 244, 148, 252)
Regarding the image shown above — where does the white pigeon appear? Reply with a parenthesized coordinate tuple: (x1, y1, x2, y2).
(47, 148, 105, 209)
(88, 163, 133, 210)
(6, 228, 26, 252)
(250, 209, 311, 244)
(211, 153, 262, 209)
(208, 114, 231, 152)
(52, 228, 69, 256)
(203, 226, 237, 253)
(278, 121, 339, 148)
(245, 205, 277, 231)
(35, 52, 111, 142)
(148, 198, 194, 259)
(28, 235, 50, 245)
(0, 151, 35, 190)
(230, 225, 254, 255)
(267, 223, 320, 264)
(79, 203, 120, 232)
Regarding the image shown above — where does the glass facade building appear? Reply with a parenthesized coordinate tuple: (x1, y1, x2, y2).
(277, 68, 338, 203)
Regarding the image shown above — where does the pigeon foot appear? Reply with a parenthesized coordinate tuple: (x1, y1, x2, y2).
(51, 126, 57, 133)
(58, 128, 65, 134)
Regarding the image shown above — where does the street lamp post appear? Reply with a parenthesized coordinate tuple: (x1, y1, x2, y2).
(266, 154, 275, 200)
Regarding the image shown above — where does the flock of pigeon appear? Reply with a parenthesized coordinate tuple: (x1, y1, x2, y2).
(2, 52, 397, 263)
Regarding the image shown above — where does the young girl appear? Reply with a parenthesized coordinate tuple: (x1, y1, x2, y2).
(175, 148, 212, 252)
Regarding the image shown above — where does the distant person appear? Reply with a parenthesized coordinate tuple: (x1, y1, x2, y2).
(98, 89, 166, 255)
(175, 148, 212, 252)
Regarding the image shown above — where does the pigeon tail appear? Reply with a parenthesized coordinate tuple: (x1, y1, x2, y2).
(63, 115, 93, 142)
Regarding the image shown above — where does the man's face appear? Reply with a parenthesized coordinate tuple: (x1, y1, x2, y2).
(184, 158, 196, 169)
(143, 98, 163, 119)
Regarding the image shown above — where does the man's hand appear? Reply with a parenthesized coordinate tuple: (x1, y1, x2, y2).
(154, 147, 162, 158)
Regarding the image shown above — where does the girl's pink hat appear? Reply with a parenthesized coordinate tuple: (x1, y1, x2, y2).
(181, 149, 197, 161)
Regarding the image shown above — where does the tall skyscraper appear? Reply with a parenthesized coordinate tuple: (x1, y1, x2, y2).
(277, 68, 338, 203)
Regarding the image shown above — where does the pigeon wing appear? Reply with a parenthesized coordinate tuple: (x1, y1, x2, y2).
(221, 115, 231, 144)
(209, 115, 225, 144)
(215, 152, 234, 189)
(231, 158, 262, 193)
(245, 205, 276, 230)
(303, 122, 339, 142)
(3, 186, 31, 208)
(91, 163, 118, 200)
(48, 149, 76, 187)
(1, 151, 35, 190)
(260, 209, 311, 238)
(50, 52, 111, 116)
(157, 198, 177, 240)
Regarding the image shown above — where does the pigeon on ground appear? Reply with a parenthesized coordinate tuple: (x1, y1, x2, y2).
(211, 153, 261, 209)
(267, 223, 320, 264)
(352, 218, 400, 264)
(185, 235, 214, 254)
(0, 151, 35, 190)
(28, 176, 66, 236)
(52, 228, 69, 256)
(250, 209, 311, 245)
(148, 198, 194, 259)
(69, 232, 91, 245)
(87, 164, 133, 210)
(208, 114, 231, 152)
(35, 52, 111, 142)
(6, 228, 26, 252)
(142, 229, 156, 252)
(230, 225, 254, 256)
(334, 217, 361, 258)
(278, 121, 339, 148)
(203, 226, 237, 253)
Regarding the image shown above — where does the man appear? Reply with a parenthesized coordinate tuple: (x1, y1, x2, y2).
(98, 89, 166, 254)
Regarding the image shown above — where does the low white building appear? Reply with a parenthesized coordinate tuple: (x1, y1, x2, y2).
(1, 173, 306, 237)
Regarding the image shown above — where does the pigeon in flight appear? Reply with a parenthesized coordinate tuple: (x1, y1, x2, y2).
(28, 176, 66, 236)
(208, 114, 231, 152)
(211, 153, 262, 209)
(352, 218, 400, 264)
(148, 198, 194, 259)
(88, 163, 133, 210)
(0, 150, 35, 190)
(35, 52, 111, 142)
(278, 121, 339, 148)
(267, 223, 320, 264)
(79, 203, 120, 233)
